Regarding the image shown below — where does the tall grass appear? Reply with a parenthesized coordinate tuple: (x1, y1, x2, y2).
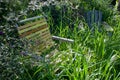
(48, 21, 120, 80)
(11, 0, 120, 80)
(24, 18, 120, 80)
(37, 5, 120, 79)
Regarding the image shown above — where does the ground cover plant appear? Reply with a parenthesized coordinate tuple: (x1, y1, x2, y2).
(0, 0, 120, 80)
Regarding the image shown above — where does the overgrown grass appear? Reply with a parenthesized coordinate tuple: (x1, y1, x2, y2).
(1, 0, 120, 80)
(50, 21, 120, 80)
(24, 6, 120, 79)
(21, 15, 120, 80)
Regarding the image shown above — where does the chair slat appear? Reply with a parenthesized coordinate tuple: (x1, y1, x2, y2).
(19, 22, 47, 34)
(85, 10, 102, 29)
(18, 19, 46, 30)
(18, 16, 54, 54)
(19, 24, 47, 38)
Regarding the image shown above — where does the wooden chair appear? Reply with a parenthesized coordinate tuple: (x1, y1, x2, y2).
(85, 10, 102, 29)
(18, 15, 74, 55)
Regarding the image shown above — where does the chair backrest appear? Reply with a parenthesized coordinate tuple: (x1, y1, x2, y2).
(85, 10, 102, 29)
(18, 16, 54, 54)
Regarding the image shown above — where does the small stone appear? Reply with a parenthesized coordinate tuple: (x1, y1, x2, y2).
(102, 22, 114, 31)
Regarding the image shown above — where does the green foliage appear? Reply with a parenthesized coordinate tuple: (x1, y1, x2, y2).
(0, 0, 29, 43)
(0, 1, 39, 80)
(81, 0, 113, 21)
(42, 0, 84, 34)
(47, 21, 120, 80)
(26, 18, 120, 80)
(0, 39, 37, 80)
(1, 0, 120, 80)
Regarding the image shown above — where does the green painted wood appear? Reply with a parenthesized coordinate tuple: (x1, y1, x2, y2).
(85, 10, 102, 29)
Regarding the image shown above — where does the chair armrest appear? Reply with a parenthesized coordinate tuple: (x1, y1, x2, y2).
(52, 36, 74, 43)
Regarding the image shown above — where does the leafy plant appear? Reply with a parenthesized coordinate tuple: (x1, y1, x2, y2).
(1, 0, 120, 80)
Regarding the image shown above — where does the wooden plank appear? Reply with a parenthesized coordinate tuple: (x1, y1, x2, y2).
(19, 24, 47, 38)
(86, 10, 102, 29)
(91, 10, 94, 26)
(29, 30, 51, 42)
(29, 35, 52, 46)
(19, 22, 47, 34)
(25, 27, 49, 39)
(87, 11, 91, 28)
(52, 36, 74, 43)
(19, 16, 44, 23)
(33, 41, 50, 51)
(37, 40, 54, 52)
(35, 39, 53, 51)
(18, 16, 56, 54)
(36, 37, 52, 45)
(18, 19, 46, 30)
(28, 31, 52, 47)
(98, 11, 102, 27)
(33, 43, 46, 52)
(95, 10, 98, 24)
(34, 34, 52, 46)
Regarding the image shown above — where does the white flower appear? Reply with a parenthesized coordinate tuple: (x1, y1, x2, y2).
(110, 54, 118, 64)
